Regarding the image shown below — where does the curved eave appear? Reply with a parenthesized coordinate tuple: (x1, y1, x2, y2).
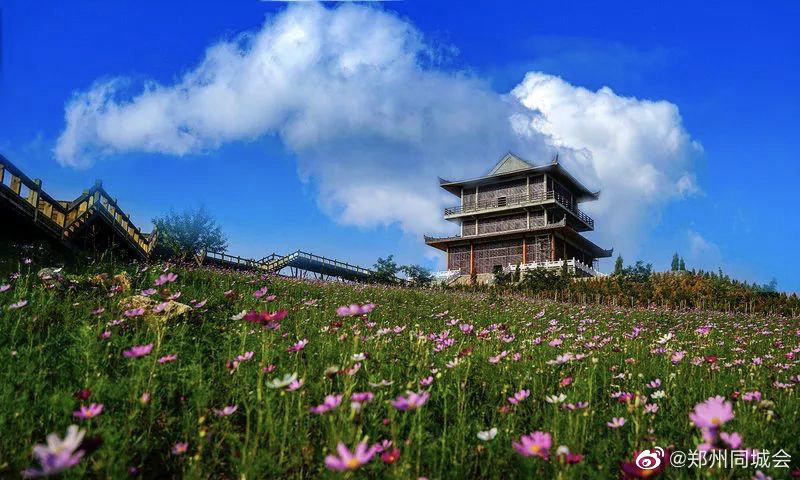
(439, 164, 599, 201)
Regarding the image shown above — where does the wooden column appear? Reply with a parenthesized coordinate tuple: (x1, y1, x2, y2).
(550, 234, 555, 261)
(522, 237, 527, 264)
(446, 246, 450, 270)
(469, 242, 474, 275)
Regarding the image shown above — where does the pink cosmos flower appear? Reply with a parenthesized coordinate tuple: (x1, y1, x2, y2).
(22, 425, 85, 478)
(99, 331, 111, 340)
(512, 431, 552, 459)
(123, 343, 154, 358)
(720, 431, 743, 449)
(91, 307, 105, 316)
(152, 302, 170, 313)
(140, 288, 156, 296)
(741, 391, 762, 402)
(236, 351, 254, 362)
(607, 417, 626, 429)
(0, 284, 10, 293)
(9, 299, 27, 310)
(350, 392, 375, 404)
(252, 287, 269, 298)
(310, 394, 343, 414)
(336, 303, 375, 317)
(324, 441, 378, 471)
(286, 379, 304, 391)
(419, 376, 434, 387)
(507, 389, 530, 405)
(671, 351, 686, 364)
(391, 391, 430, 411)
(647, 379, 662, 389)
(193, 299, 207, 309)
(158, 354, 178, 364)
(287, 339, 308, 353)
(548, 338, 563, 347)
(154, 272, 178, 286)
(171, 442, 188, 455)
(689, 395, 734, 429)
(123, 308, 145, 317)
(73, 403, 104, 419)
(213, 405, 238, 417)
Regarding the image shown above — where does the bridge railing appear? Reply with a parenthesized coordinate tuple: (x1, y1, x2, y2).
(1, 156, 70, 233)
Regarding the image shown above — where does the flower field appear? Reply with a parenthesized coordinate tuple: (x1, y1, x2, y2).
(1, 263, 798, 478)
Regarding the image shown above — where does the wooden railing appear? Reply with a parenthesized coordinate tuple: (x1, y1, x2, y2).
(205, 249, 375, 279)
(203, 250, 261, 269)
(506, 258, 605, 277)
(444, 189, 594, 230)
(0, 155, 157, 257)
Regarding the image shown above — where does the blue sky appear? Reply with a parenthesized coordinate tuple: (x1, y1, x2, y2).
(1, 1, 798, 292)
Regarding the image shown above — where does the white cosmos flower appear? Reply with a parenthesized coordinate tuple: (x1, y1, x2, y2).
(477, 427, 498, 441)
(545, 393, 567, 404)
(266, 373, 297, 389)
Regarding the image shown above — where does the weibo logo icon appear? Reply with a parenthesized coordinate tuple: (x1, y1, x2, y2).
(635, 447, 665, 470)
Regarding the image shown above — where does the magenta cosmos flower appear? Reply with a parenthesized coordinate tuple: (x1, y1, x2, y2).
(158, 354, 178, 364)
(287, 339, 308, 353)
(73, 403, 104, 419)
(324, 441, 379, 471)
(123, 343, 154, 358)
(689, 395, 734, 429)
(512, 431, 552, 459)
(391, 391, 430, 411)
(22, 425, 86, 478)
(154, 272, 178, 286)
(336, 303, 375, 317)
(243, 310, 287, 328)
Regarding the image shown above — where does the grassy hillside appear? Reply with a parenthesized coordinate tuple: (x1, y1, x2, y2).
(0, 261, 797, 478)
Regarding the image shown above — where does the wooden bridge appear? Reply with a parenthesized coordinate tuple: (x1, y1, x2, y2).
(201, 250, 374, 281)
(0, 154, 378, 282)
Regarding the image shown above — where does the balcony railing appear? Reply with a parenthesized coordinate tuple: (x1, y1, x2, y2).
(445, 190, 594, 229)
(505, 258, 605, 278)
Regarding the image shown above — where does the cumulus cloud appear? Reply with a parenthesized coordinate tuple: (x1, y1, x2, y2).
(511, 73, 702, 253)
(55, 2, 700, 254)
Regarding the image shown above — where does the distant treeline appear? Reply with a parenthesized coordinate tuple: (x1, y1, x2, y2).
(458, 261, 800, 317)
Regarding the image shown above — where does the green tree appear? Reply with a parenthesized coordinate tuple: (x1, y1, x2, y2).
(671, 253, 680, 271)
(679, 257, 686, 271)
(371, 255, 400, 284)
(152, 206, 227, 262)
(613, 255, 624, 276)
(401, 264, 433, 287)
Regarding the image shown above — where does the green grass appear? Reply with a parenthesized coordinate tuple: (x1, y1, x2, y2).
(0, 262, 797, 479)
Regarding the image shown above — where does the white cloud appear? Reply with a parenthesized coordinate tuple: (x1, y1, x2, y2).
(55, 2, 700, 255)
(511, 73, 702, 254)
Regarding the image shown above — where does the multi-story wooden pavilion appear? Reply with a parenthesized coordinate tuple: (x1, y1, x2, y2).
(425, 153, 612, 279)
